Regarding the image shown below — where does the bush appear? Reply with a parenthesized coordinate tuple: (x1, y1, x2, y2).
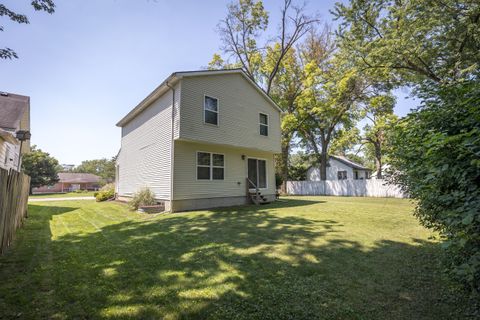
(389, 81, 480, 294)
(129, 188, 156, 211)
(95, 183, 115, 202)
(74, 189, 83, 193)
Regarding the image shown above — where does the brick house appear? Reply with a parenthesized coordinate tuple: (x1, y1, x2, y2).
(33, 172, 101, 193)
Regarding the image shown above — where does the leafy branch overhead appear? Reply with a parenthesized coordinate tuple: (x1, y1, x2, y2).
(0, 0, 55, 59)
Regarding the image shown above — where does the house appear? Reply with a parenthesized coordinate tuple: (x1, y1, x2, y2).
(116, 69, 282, 212)
(306, 155, 372, 181)
(0, 92, 31, 171)
(32, 172, 101, 193)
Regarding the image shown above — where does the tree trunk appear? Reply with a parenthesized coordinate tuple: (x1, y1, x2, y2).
(374, 142, 382, 179)
(280, 143, 289, 194)
(320, 149, 328, 181)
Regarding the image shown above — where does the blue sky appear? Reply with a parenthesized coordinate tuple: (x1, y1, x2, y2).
(0, 0, 418, 164)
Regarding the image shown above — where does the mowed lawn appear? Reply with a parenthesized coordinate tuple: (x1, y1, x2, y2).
(0, 197, 471, 319)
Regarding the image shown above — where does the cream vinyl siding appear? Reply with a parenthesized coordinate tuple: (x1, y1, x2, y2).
(0, 140, 20, 171)
(178, 74, 281, 153)
(173, 140, 276, 200)
(117, 82, 179, 200)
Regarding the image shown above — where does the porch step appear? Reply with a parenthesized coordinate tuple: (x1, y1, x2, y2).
(248, 192, 271, 205)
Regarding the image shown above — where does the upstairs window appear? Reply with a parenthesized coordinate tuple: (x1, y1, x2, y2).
(197, 152, 224, 180)
(204, 96, 218, 125)
(337, 170, 347, 180)
(259, 113, 268, 136)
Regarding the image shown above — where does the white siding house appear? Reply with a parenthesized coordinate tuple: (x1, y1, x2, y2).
(306, 155, 372, 181)
(0, 92, 31, 172)
(116, 69, 282, 212)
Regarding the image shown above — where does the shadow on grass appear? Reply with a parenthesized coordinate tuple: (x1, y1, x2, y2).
(0, 200, 472, 319)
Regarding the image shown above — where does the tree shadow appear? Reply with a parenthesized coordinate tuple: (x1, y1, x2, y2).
(0, 201, 472, 319)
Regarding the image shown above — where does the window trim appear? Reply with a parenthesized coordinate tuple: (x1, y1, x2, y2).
(246, 156, 268, 190)
(203, 95, 219, 126)
(196, 151, 225, 181)
(259, 112, 269, 136)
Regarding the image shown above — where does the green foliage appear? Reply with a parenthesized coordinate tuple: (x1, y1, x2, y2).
(74, 157, 116, 185)
(0, 1, 55, 59)
(288, 152, 311, 181)
(21, 145, 59, 191)
(389, 81, 480, 293)
(129, 188, 157, 211)
(333, 0, 480, 85)
(95, 183, 115, 202)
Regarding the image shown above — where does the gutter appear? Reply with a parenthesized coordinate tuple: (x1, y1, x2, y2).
(166, 81, 176, 209)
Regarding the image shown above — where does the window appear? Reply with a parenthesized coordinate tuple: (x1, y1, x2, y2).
(259, 113, 268, 136)
(337, 170, 347, 180)
(248, 158, 267, 188)
(354, 170, 359, 180)
(4, 146, 10, 165)
(204, 96, 218, 125)
(197, 152, 224, 180)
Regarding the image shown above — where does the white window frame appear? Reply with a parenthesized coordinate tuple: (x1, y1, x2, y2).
(246, 156, 268, 190)
(259, 113, 269, 136)
(196, 151, 225, 181)
(203, 95, 219, 126)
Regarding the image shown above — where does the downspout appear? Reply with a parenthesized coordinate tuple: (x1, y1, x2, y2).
(166, 81, 175, 211)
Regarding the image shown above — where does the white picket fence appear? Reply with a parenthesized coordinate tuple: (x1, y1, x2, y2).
(286, 179, 406, 198)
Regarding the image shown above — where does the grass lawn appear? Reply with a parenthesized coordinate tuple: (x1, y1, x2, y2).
(0, 197, 472, 319)
(30, 191, 96, 198)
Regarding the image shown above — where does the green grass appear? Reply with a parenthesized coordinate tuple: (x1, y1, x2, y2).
(30, 191, 95, 198)
(0, 197, 472, 319)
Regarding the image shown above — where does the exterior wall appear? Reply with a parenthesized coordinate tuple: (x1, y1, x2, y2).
(178, 74, 281, 153)
(306, 158, 369, 181)
(0, 139, 20, 171)
(172, 140, 277, 202)
(19, 102, 30, 154)
(117, 82, 180, 200)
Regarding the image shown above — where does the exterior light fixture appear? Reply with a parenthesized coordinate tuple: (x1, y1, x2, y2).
(15, 130, 32, 169)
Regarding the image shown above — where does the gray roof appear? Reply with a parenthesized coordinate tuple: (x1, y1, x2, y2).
(116, 69, 283, 127)
(329, 155, 371, 171)
(0, 92, 29, 130)
(308, 155, 371, 171)
(58, 172, 101, 183)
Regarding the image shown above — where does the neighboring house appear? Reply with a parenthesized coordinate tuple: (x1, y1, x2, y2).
(33, 172, 101, 193)
(0, 92, 31, 171)
(61, 164, 76, 171)
(116, 69, 282, 212)
(306, 155, 372, 181)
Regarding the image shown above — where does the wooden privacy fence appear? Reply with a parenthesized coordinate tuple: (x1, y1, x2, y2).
(0, 168, 31, 254)
(286, 179, 406, 198)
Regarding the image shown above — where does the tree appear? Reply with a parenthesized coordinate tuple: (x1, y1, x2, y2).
(73, 157, 116, 185)
(296, 30, 365, 180)
(388, 81, 480, 293)
(332, 0, 480, 86)
(361, 93, 397, 178)
(288, 151, 310, 181)
(210, 0, 319, 192)
(21, 145, 59, 194)
(1, 1, 55, 59)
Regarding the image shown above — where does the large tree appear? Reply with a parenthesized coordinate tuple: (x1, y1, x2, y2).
(21, 145, 59, 194)
(332, 0, 480, 85)
(209, 0, 319, 192)
(73, 157, 116, 185)
(361, 93, 397, 178)
(1, 0, 55, 59)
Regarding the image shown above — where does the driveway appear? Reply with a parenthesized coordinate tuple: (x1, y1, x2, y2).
(29, 196, 95, 202)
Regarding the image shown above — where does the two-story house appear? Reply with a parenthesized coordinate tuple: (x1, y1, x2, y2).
(0, 92, 31, 171)
(116, 69, 282, 212)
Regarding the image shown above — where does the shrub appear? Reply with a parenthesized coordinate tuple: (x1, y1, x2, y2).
(95, 183, 115, 202)
(129, 188, 156, 211)
(74, 189, 83, 193)
(389, 81, 480, 294)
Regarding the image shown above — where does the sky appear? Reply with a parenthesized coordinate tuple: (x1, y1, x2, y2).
(0, 0, 418, 165)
